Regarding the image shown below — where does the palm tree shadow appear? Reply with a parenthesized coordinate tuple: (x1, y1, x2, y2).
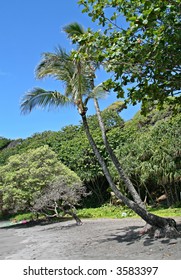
(99, 226, 143, 246)
(98, 222, 181, 247)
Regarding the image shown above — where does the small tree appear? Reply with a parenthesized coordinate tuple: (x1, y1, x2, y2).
(0, 145, 84, 215)
(32, 175, 88, 225)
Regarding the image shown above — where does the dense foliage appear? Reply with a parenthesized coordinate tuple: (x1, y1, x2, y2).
(0, 105, 180, 215)
(0, 137, 11, 150)
(0, 145, 83, 215)
(111, 108, 181, 206)
(77, 0, 181, 113)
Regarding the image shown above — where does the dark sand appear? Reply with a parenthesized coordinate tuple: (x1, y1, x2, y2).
(0, 217, 181, 260)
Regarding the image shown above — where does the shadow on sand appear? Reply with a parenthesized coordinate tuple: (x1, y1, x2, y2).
(0, 217, 73, 230)
(97, 221, 181, 247)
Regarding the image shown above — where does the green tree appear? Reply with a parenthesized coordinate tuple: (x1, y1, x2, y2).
(0, 138, 23, 165)
(0, 137, 11, 150)
(138, 114, 181, 205)
(0, 145, 81, 214)
(111, 106, 181, 205)
(77, 0, 181, 112)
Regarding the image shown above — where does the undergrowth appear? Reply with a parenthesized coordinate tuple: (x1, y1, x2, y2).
(1, 204, 181, 222)
(77, 205, 136, 219)
(77, 204, 181, 219)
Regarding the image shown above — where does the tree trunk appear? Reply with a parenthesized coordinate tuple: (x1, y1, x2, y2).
(82, 114, 179, 238)
(64, 210, 82, 226)
(93, 97, 145, 209)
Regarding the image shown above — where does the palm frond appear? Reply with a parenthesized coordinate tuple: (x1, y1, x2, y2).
(20, 88, 71, 114)
(91, 83, 108, 99)
(63, 22, 85, 39)
(84, 83, 108, 106)
(33, 43, 94, 108)
(35, 47, 72, 80)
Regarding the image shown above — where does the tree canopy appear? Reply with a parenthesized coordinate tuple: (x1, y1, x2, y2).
(77, 0, 181, 113)
(0, 145, 82, 214)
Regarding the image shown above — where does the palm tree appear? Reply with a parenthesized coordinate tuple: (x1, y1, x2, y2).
(21, 46, 179, 237)
(63, 22, 145, 209)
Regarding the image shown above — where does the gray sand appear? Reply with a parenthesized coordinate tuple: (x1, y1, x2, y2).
(0, 217, 181, 260)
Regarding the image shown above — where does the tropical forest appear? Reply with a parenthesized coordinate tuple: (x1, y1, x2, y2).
(0, 0, 181, 244)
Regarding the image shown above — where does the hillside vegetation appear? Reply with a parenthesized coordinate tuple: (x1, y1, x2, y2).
(0, 104, 180, 217)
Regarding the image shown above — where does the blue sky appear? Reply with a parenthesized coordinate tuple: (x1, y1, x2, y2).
(0, 0, 140, 140)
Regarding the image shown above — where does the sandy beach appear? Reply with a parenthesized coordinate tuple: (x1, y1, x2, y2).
(0, 217, 181, 260)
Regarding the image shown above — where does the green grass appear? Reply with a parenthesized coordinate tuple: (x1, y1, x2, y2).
(1, 204, 181, 222)
(77, 205, 137, 219)
(9, 212, 37, 222)
(147, 206, 181, 217)
(77, 204, 181, 219)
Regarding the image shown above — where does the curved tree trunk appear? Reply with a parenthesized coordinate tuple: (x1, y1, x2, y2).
(82, 114, 179, 238)
(93, 97, 145, 209)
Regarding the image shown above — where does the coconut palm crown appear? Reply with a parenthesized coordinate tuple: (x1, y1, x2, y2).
(21, 47, 93, 116)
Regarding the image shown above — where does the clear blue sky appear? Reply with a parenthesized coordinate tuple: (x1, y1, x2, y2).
(0, 0, 140, 140)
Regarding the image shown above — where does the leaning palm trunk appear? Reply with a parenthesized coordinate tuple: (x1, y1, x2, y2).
(93, 97, 145, 209)
(64, 21, 144, 207)
(82, 114, 179, 238)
